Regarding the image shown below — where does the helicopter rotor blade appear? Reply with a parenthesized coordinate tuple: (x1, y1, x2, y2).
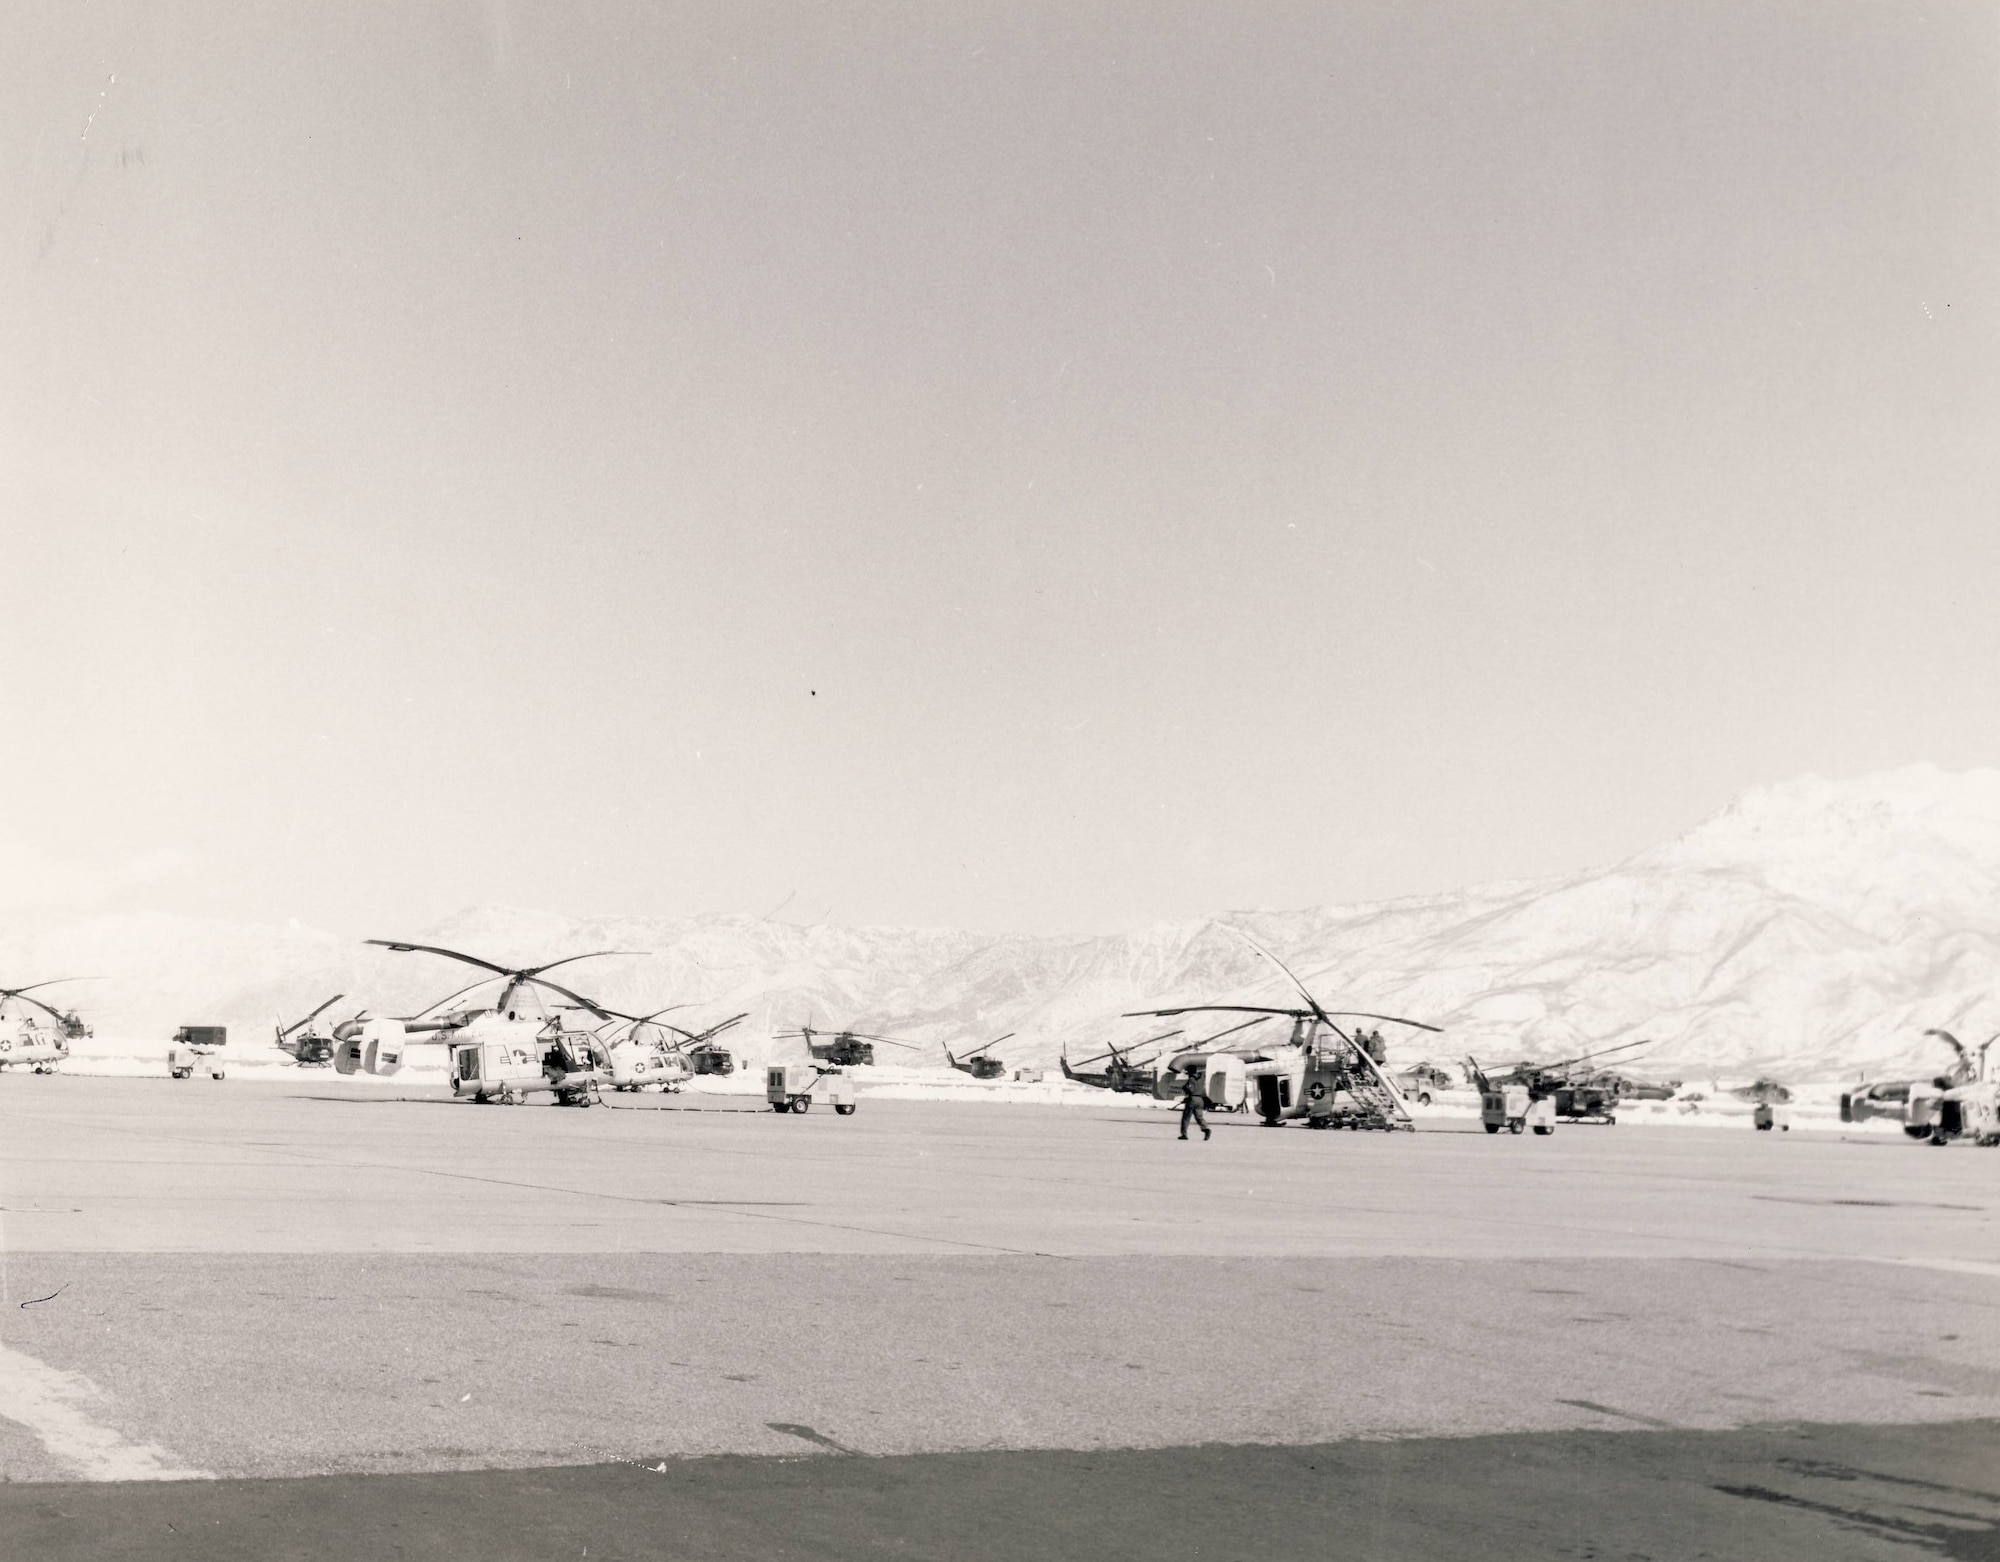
(521, 951, 648, 978)
(2, 978, 94, 999)
(1124, 1005, 1306, 1020)
(280, 993, 346, 1039)
(368, 941, 516, 978)
(398, 975, 505, 1024)
(6, 990, 75, 1025)
(1534, 1037, 1654, 1073)
(673, 1014, 747, 1047)
(1924, 1028, 1969, 1060)
(1190, 1015, 1275, 1048)
(522, 974, 614, 1020)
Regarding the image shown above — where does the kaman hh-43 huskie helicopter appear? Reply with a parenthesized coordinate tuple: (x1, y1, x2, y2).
(592, 1004, 692, 1092)
(1129, 936, 1439, 1130)
(273, 994, 346, 1066)
(592, 1008, 748, 1092)
(1060, 1031, 1175, 1094)
(777, 1025, 918, 1068)
(337, 941, 635, 1106)
(945, 1033, 1012, 1080)
(0, 979, 91, 1073)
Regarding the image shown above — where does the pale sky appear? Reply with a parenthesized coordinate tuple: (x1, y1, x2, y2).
(4, 2, 1997, 935)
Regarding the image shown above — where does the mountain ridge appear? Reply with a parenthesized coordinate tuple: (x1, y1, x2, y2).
(6, 765, 1995, 1081)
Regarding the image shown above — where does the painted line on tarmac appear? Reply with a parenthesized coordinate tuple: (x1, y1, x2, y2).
(1862, 1256, 2000, 1278)
(0, 1343, 210, 1481)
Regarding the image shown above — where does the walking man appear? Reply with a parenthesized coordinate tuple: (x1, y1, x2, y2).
(1179, 1065, 1211, 1141)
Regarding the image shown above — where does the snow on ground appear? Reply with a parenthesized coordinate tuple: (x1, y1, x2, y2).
(22, 1037, 1911, 1134)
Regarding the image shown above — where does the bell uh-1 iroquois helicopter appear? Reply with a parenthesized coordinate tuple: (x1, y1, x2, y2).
(336, 941, 637, 1106)
(1060, 1031, 1176, 1094)
(273, 995, 346, 1066)
(1462, 1038, 1655, 1133)
(0, 979, 93, 1073)
(1130, 934, 1438, 1131)
(676, 1013, 746, 1076)
(945, 1033, 1012, 1080)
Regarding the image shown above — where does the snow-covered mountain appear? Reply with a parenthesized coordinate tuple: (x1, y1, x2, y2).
(6, 765, 1996, 1081)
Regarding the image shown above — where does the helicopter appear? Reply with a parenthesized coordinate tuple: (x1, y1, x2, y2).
(1843, 1030, 1995, 1139)
(1728, 1076, 1794, 1131)
(0, 980, 92, 1073)
(1919, 1034, 2000, 1147)
(1130, 934, 1437, 1130)
(945, 1033, 1012, 1080)
(273, 994, 346, 1066)
(674, 1012, 747, 1076)
(1390, 1060, 1458, 1106)
(592, 1004, 694, 1092)
(1475, 1039, 1656, 1125)
(592, 1008, 748, 1093)
(1060, 1031, 1175, 1094)
(336, 941, 634, 1106)
(777, 1025, 918, 1068)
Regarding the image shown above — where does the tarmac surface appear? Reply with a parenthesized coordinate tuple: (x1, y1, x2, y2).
(1, 1076, 1997, 1557)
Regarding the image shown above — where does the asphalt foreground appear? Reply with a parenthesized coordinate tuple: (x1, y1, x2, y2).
(1, 1081, 1997, 1559)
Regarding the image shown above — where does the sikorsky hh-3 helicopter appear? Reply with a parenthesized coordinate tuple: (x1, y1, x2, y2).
(273, 995, 346, 1066)
(777, 1025, 918, 1068)
(1464, 1039, 1655, 1129)
(335, 941, 636, 1106)
(1060, 1031, 1175, 1094)
(0, 979, 92, 1073)
(945, 1033, 1012, 1080)
(1130, 935, 1438, 1130)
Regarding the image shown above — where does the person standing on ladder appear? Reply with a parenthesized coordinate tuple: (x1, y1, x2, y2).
(1179, 1066, 1211, 1141)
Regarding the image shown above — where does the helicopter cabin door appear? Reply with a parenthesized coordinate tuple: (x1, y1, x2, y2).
(454, 1044, 482, 1089)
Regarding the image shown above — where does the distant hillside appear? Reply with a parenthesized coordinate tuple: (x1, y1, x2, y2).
(6, 765, 1996, 1081)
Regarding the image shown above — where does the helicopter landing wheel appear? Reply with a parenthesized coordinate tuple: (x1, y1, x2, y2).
(835, 1103, 856, 1115)
(790, 1096, 810, 1114)
(500, 1086, 520, 1107)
